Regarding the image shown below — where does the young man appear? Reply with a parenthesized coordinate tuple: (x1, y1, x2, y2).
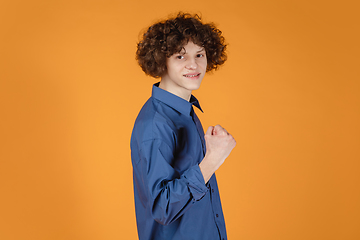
(130, 13, 236, 240)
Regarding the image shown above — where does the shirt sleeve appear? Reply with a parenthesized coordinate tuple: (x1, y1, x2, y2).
(138, 138, 208, 226)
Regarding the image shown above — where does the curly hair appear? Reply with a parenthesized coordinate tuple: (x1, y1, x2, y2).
(136, 13, 227, 78)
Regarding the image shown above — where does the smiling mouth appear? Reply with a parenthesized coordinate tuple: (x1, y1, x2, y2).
(183, 73, 200, 78)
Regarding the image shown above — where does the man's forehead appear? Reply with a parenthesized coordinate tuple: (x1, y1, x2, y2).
(178, 43, 205, 54)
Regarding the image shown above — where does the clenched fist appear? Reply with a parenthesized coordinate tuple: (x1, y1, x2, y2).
(199, 125, 236, 183)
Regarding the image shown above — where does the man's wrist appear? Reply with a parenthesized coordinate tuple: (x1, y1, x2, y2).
(199, 156, 219, 184)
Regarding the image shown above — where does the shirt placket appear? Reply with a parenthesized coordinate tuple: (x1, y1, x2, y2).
(190, 107, 206, 156)
(209, 177, 227, 240)
(191, 106, 227, 240)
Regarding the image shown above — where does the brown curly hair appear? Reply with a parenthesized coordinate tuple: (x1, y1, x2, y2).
(136, 13, 227, 78)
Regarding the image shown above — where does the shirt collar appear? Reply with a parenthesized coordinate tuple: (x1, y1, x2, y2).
(152, 82, 203, 116)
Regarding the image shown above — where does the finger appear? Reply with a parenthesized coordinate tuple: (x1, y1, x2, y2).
(222, 128, 229, 135)
(219, 125, 230, 135)
(205, 126, 214, 136)
(214, 125, 227, 136)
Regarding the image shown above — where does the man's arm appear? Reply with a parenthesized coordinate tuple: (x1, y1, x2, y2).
(199, 125, 236, 183)
(138, 138, 208, 226)
(136, 124, 235, 225)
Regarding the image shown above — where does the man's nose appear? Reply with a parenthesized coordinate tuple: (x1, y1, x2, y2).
(185, 58, 197, 69)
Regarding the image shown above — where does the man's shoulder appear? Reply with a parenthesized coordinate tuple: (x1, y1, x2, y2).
(135, 97, 175, 125)
(133, 97, 178, 143)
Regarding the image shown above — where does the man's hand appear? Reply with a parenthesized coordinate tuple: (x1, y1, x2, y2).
(199, 125, 236, 183)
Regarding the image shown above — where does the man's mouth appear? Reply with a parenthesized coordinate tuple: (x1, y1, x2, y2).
(183, 73, 200, 78)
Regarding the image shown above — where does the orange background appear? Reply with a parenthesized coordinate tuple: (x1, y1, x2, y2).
(1, 0, 359, 239)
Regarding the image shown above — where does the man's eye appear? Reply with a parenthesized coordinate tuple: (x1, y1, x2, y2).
(176, 55, 184, 60)
(197, 54, 204, 58)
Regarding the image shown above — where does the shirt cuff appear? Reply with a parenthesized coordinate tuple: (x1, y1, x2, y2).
(182, 165, 208, 201)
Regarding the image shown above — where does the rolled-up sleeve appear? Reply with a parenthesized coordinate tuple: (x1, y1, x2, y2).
(182, 164, 208, 200)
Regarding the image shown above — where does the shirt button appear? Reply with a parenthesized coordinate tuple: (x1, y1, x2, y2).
(216, 214, 219, 217)
(212, 189, 214, 193)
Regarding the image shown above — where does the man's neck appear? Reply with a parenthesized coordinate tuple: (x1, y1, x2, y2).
(158, 80, 192, 101)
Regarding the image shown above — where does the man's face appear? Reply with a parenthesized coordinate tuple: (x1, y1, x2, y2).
(160, 41, 207, 101)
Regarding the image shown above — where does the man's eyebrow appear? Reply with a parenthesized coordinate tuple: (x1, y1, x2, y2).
(197, 48, 205, 52)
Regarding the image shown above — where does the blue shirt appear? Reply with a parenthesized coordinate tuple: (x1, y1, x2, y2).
(130, 83, 227, 240)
